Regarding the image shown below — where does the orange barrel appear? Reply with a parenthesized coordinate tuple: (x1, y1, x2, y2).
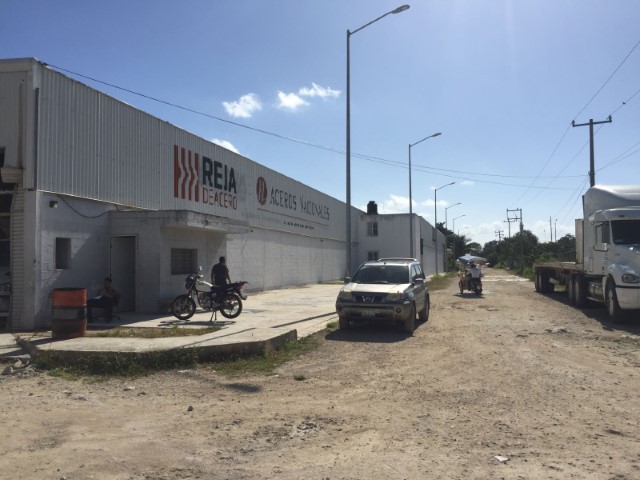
(51, 288, 87, 339)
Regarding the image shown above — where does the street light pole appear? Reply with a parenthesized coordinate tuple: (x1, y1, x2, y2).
(445, 202, 461, 233)
(452, 214, 465, 237)
(434, 181, 455, 276)
(408, 132, 441, 258)
(346, 4, 410, 277)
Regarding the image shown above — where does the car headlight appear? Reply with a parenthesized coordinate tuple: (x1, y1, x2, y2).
(386, 292, 405, 301)
(337, 290, 352, 300)
(621, 273, 640, 284)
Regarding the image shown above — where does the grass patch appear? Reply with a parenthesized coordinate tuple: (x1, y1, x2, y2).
(35, 348, 199, 378)
(86, 326, 220, 338)
(208, 334, 321, 377)
(427, 272, 457, 291)
(35, 332, 323, 379)
(326, 321, 338, 330)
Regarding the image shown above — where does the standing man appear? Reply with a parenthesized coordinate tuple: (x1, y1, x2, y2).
(211, 256, 231, 286)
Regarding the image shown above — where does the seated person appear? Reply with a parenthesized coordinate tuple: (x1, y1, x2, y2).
(87, 277, 120, 323)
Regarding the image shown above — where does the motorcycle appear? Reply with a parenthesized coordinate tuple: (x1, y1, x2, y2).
(171, 268, 248, 320)
(458, 271, 483, 295)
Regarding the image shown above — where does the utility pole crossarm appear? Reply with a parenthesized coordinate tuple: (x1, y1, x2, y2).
(571, 116, 613, 187)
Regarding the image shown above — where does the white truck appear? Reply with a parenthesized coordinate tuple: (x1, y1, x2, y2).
(534, 185, 640, 322)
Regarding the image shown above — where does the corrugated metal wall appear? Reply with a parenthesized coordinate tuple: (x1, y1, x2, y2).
(9, 186, 24, 328)
(35, 65, 346, 242)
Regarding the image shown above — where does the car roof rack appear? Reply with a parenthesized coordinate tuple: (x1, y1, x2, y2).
(376, 257, 418, 262)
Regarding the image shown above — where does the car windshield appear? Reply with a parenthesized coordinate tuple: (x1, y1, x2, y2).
(352, 265, 410, 284)
(611, 220, 640, 245)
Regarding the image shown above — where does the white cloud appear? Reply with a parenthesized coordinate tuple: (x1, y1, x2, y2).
(298, 82, 341, 99)
(222, 93, 262, 118)
(276, 91, 309, 111)
(460, 180, 475, 186)
(211, 138, 239, 154)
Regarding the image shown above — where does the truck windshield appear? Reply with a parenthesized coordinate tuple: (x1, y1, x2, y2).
(352, 265, 410, 284)
(611, 220, 640, 245)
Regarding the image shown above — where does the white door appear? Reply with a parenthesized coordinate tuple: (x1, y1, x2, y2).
(110, 236, 136, 312)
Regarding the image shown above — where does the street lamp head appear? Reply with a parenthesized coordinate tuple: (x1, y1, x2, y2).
(392, 5, 410, 14)
(433, 132, 442, 137)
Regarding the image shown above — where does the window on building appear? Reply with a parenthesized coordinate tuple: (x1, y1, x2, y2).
(367, 251, 379, 261)
(55, 238, 71, 269)
(171, 248, 197, 275)
(367, 221, 378, 237)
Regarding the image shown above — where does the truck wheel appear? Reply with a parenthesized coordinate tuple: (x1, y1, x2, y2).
(606, 281, 625, 323)
(574, 276, 587, 308)
(404, 304, 416, 334)
(540, 271, 554, 293)
(567, 275, 576, 306)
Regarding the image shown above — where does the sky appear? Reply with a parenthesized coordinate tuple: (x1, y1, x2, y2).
(2, 0, 640, 246)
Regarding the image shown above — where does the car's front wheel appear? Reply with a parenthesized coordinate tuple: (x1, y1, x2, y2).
(418, 295, 430, 323)
(404, 304, 416, 334)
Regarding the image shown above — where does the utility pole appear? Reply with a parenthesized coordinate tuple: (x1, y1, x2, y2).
(507, 208, 524, 272)
(571, 116, 612, 187)
(504, 209, 519, 239)
(549, 216, 553, 242)
(495, 230, 504, 242)
(555, 219, 558, 242)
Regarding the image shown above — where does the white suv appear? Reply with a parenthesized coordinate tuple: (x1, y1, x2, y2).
(335, 258, 430, 334)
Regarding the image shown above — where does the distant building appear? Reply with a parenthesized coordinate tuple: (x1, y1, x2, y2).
(0, 58, 445, 331)
(357, 201, 446, 276)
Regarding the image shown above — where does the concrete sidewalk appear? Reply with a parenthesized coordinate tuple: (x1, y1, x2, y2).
(5, 284, 342, 362)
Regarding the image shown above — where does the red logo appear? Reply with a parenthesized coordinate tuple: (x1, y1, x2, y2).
(256, 177, 268, 205)
(173, 145, 199, 202)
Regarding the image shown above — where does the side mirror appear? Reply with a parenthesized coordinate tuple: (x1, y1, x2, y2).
(344, 276, 352, 284)
(413, 278, 425, 285)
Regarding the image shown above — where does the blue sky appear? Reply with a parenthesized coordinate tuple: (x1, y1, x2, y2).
(2, 0, 639, 245)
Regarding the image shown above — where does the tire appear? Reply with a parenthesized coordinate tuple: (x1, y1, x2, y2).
(338, 317, 350, 330)
(418, 295, 430, 323)
(606, 280, 625, 323)
(219, 293, 243, 319)
(459, 280, 464, 294)
(540, 270, 554, 293)
(404, 304, 416, 334)
(574, 276, 587, 308)
(171, 295, 196, 320)
(567, 275, 576, 306)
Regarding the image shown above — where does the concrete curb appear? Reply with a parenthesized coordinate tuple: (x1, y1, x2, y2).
(15, 328, 298, 364)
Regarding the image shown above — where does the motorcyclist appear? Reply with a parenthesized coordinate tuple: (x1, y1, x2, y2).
(468, 262, 483, 290)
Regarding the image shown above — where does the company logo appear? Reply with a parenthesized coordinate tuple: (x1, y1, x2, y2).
(174, 145, 200, 202)
(173, 145, 238, 209)
(256, 177, 268, 206)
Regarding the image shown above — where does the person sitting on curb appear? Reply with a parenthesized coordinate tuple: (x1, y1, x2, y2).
(87, 277, 120, 323)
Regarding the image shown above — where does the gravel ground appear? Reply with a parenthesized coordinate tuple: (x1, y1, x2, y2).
(1, 268, 639, 480)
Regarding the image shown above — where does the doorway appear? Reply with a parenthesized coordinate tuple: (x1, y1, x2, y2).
(110, 236, 136, 312)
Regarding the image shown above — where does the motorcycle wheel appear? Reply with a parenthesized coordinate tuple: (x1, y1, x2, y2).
(219, 293, 243, 319)
(171, 295, 196, 320)
(459, 281, 464, 294)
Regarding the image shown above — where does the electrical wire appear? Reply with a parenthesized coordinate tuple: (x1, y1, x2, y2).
(572, 38, 640, 121)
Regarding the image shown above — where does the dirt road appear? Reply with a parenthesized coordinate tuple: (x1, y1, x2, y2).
(1, 269, 639, 479)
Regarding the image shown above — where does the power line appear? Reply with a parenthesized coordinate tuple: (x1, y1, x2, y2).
(514, 38, 640, 205)
(572, 38, 640, 121)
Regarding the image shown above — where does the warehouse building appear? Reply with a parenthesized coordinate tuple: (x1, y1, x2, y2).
(0, 58, 446, 331)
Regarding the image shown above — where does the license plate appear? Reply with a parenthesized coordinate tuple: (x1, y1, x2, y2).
(361, 310, 376, 318)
